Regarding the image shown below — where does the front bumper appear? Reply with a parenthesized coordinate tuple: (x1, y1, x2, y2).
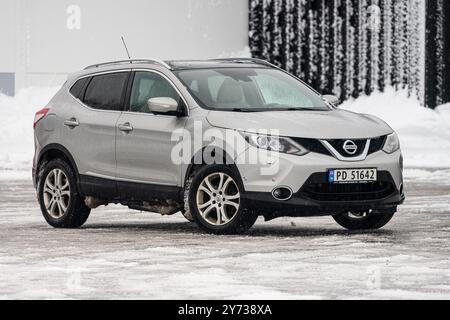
(242, 171, 404, 218)
(235, 147, 404, 217)
(236, 147, 403, 193)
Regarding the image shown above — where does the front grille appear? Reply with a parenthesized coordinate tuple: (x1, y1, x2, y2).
(299, 171, 396, 202)
(303, 182, 395, 202)
(326, 139, 367, 157)
(292, 136, 387, 158)
(292, 138, 330, 156)
(368, 136, 387, 155)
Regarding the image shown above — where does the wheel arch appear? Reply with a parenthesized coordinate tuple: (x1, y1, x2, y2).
(183, 146, 242, 188)
(36, 144, 79, 185)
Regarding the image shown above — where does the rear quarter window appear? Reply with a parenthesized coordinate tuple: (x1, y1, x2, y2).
(69, 77, 90, 100)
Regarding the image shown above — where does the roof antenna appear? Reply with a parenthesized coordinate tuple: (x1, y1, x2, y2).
(121, 36, 132, 61)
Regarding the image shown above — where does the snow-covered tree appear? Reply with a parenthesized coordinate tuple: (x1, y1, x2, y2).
(249, 0, 432, 106)
(436, 0, 445, 106)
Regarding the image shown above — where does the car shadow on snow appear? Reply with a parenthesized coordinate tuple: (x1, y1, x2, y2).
(80, 221, 397, 239)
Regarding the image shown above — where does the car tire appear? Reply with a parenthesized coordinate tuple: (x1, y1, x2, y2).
(333, 207, 396, 230)
(188, 165, 257, 234)
(38, 159, 91, 228)
(181, 209, 195, 223)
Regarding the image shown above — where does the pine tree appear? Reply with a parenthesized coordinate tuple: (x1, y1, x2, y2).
(308, 1, 319, 88)
(351, 0, 360, 97)
(297, 0, 308, 79)
(301, 0, 312, 83)
(263, 0, 274, 62)
(391, 0, 400, 89)
(436, 0, 445, 106)
(378, 0, 386, 92)
(401, 0, 410, 91)
(284, 0, 295, 73)
(249, 0, 264, 59)
(292, 0, 301, 76)
(414, 0, 426, 105)
(248, 0, 431, 107)
(341, 0, 348, 99)
(358, 0, 368, 95)
(270, 0, 283, 66)
(369, 0, 380, 94)
(345, 0, 355, 98)
(317, 0, 330, 93)
(441, 0, 450, 106)
(365, 0, 372, 95)
(332, 0, 343, 98)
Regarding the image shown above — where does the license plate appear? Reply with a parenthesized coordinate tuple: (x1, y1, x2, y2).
(329, 168, 377, 184)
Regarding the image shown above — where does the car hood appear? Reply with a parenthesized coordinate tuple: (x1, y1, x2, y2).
(206, 109, 392, 139)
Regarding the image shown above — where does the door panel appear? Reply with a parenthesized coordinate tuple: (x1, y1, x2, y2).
(116, 70, 187, 187)
(115, 113, 186, 186)
(61, 105, 121, 180)
(60, 72, 130, 197)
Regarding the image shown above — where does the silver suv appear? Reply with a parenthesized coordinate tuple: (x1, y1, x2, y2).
(33, 58, 404, 234)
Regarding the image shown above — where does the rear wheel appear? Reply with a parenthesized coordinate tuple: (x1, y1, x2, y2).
(38, 159, 91, 228)
(188, 165, 257, 234)
(333, 207, 396, 230)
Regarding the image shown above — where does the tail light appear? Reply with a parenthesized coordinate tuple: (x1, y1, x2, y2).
(34, 108, 49, 129)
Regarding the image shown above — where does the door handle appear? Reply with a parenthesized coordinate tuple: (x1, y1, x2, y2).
(118, 122, 134, 133)
(64, 118, 79, 128)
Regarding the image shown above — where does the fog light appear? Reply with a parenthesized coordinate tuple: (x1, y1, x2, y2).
(272, 187, 293, 201)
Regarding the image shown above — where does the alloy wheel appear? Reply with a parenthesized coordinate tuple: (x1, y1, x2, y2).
(196, 172, 240, 226)
(43, 169, 71, 219)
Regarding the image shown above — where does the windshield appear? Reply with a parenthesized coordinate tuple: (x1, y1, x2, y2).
(174, 68, 330, 112)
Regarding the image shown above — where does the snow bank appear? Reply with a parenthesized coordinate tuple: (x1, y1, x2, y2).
(1, 86, 449, 181)
(342, 88, 450, 168)
(216, 46, 252, 58)
(0, 87, 60, 180)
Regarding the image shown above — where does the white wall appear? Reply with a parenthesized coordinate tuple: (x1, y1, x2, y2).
(0, 2, 15, 72)
(0, 0, 249, 90)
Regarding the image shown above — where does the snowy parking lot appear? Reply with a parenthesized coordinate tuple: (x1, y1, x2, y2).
(1, 87, 450, 299)
(1, 169, 449, 300)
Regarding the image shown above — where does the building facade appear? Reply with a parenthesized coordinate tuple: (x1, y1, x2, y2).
(0, 0, 249, 95)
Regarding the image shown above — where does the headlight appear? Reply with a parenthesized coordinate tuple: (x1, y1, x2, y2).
(241, 132, 309, 156)
(383, 132, 400, 154)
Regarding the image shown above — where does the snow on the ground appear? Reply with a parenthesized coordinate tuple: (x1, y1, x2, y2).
(0, 179, 449, 299)
(342, 88, 450, 168)
(0, 87, 60, 179)
(404, 168, 450, 185)
(1, 86, 449, 180)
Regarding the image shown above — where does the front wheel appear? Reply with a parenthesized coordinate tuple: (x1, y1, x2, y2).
(333, 207, 396, 230)
(188, 165, 257, 234)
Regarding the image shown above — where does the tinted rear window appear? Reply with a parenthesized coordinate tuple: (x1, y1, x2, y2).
(69, 77, 90, 99)
(83, 72, 129, 111)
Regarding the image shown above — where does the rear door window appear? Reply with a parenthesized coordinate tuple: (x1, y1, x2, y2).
(83, 72, 129, 111)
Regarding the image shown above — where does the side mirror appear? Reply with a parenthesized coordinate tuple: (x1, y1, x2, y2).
(322, 94, 341, 107)
(148, 97, 179, 114)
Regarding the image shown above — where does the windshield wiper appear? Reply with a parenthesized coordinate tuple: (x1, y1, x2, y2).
(263, 103, 328, 112)
(231, 108, 262, 112)
(295, 108, 329, 111)
(227, 107, 329, 112)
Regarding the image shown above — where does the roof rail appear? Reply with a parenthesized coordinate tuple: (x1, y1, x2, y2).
(208, 58, 278, 68)
(84, 59, 171, 70)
